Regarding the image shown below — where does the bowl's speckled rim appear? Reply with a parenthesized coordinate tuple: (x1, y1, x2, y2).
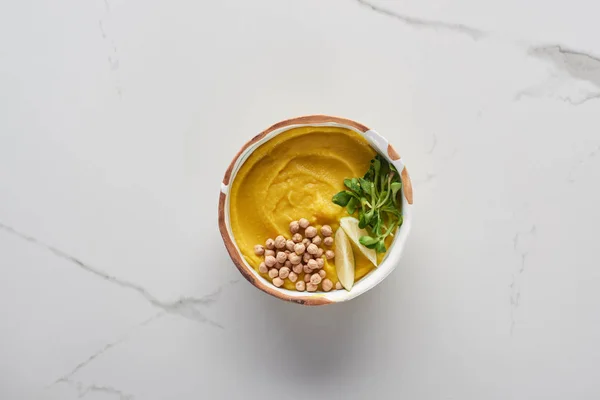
(218, 115, 413, 306)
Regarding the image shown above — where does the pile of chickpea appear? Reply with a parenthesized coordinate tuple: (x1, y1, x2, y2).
(254, 218, 343, 292)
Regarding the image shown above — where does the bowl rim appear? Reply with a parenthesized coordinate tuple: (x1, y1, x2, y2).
(218, 115, 413, 305)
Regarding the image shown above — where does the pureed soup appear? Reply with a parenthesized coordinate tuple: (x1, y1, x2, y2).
(229, 125, 395, 292)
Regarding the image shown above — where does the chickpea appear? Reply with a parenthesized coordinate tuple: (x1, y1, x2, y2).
(273, 277, 284, 287)
(318, 269, 326, 278)
(288, 271, 298, 283)
(307, 243, 318, 255)
(306, 283, 318, 292)
(296, 281, 306, 291)
(258, 262, 268, 274)
(305, 226, 317, 238)
(317, 248, 324, 258)
(279, 267, 290, 279)
(274, 262, 282, 270)
(299, 218, 310, 229)
(310, 273, 322, 285)
(265, 249, 275, 257)
(254, 245, 265, 256)
(289, 220, 300, 234)
(265, 238, 275, 250)
(316, 257, 324, 269)
(312, 236, 322, 246)
(335, 281, 343, 290)
(303, 252, 312, 263)
(284, 260, 292, 268)
(292, 233, 303, 243)
(268, 269, 279, 279)
(325, 250, 335, 260)
(302, 238, 311, 247)
(307, 259, 318, 270)
(265, 255, 277, 267)
(274, 235, 286, 249)
(324, 237, 334, 246)
(276, 251, 287, 264)
(304, 273, 312, 283)
(292, 264, 303, 274)
(322, 279, 333, 292)
(294, 243, 306, 255)
(286, 239, 295, 251)
(289, 253, 302, 265)
(303, 264, 312, 274)
(321, 225, 333, 237)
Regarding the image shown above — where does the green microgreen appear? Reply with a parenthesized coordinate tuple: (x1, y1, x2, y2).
(332, 154, 403, 253)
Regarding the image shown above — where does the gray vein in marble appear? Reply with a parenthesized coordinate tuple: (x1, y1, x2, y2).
(567, 144, 600, 183)
(55, 339, 126, 386)
(413, 172, 436, 187)
(529, 45, 600, 86)
(514, 81, 600, 106)
(99, 20, 106, 39)
(78, 383, 134, 400)
(427, 133, 438, 154)
(0, 222, 237, 329)
(446, 148, 458, 161)
(356, 0, 486, 40)
(52, 313, 163, 386)
(517, 45, 600, 105)
(558, 93, 600, 106)
(356, 1, 600, 106)
(61, 379, 134, 400)
(510, 224, 536, 335)
(413, 145, 456, 188)
(514, 225, 536, 273)
(98, 1, 122, 97)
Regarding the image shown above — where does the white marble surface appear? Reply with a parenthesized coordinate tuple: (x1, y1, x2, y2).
(1, 0, 600, 398)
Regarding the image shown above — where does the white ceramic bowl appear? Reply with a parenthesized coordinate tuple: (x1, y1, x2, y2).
(218, 115, 413, 305)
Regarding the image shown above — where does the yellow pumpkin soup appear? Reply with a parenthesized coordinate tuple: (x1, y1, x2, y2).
(229, 126, 377, 290)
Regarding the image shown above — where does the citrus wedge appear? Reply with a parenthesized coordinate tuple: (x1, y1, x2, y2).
(334, 228, 355, 291)
(339, 216, 378, 266)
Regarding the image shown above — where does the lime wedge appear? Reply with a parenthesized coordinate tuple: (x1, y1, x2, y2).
(339, 217, 378, 266)
(335, 228, 355, 291)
